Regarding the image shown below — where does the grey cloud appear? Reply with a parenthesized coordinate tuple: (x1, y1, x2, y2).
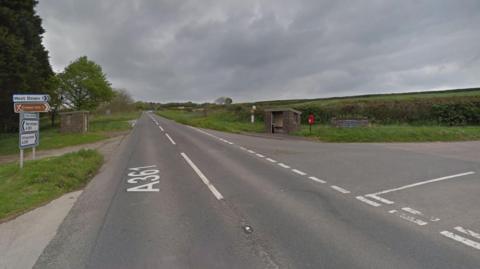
(37, 0, 480, 102)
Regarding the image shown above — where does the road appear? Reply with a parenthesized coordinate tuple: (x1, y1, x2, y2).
(34, 112, 480, 269)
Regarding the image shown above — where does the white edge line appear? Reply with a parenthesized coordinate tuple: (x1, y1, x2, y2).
(440, 231, 480, 250)
(308, 176, 326, 183)
(331, 185, 350, 194)
(165, 133, 176, 145)
(292, 169, 307, 176)
(356, 196, 381, 207)
(180, 153, 224, 200)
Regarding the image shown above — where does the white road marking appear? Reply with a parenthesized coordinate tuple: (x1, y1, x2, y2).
(455, 226, 480, 240)
(239, 146, 247, 151)
(389, 210, 428, 226)
(356, 196, 381, 207)
(266, 158, 277, 163)
(308, 176, 326, 183)
(278, 163, 290, 169)
(372, 171, 475, 196)
(402, 207, 423, 215)
(331, 185, 350, 194)
(256, 153, 265, 158)
(247, 150, 256, 154)
(440, 231, 480, 250)
(165, 133, 176, 145)
(292, 169, 307, 176)
(365, 194, 394, 205)
(159, 126, 164, 131)
(180, 153, 224, 200)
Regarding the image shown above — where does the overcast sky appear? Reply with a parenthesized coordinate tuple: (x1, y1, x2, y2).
(37, 0, 480, 103)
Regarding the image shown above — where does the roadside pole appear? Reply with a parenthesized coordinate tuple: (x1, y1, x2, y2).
(32, 147, 36, 160)
(251, 105, 256, 124)
(20, 149, 24, 168)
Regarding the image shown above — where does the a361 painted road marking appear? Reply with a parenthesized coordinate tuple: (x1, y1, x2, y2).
(126, 165, 160, 192)
(331, 185, 350, 194)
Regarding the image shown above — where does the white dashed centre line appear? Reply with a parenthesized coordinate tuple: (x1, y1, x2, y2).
(159, 126, 164, 131)
(292, 169, 307, 176)
(278, 163, 290, 169)
(247, 150, 256, 154)
(180, 153, 224, 200)
(256, 153, 265, 158)
(266, 158, 277, 163)
(308, 176, 326, 183)
(165, 133, 176, 145)
(330, 185, 350, 194)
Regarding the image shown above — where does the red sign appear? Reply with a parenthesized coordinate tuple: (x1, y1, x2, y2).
(14, 103, 51, 113)
(308, 114, 315, 125)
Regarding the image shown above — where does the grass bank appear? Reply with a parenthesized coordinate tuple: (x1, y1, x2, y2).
(0, 149, 103, 220)
(295, 125, 480, 142)
(158, 109, 480, 142)
(0, 111, 140, 156)
(157, 109, 263, 133)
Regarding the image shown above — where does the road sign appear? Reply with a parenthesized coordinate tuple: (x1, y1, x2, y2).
(13, 94, 50, 103)
(22, 112, 39, 119)
(22, 119, 39, 132)
(14, 103, 51, 113)
(19, 132, 39, 149)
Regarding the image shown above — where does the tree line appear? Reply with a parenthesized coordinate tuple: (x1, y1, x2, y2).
(0, 0, 132, 133)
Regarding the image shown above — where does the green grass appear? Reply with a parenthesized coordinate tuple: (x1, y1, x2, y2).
(0, 149, 103, 220)
(295, 125, 480, 142)
(0, 111, 140, 156)
(157, 109, 480, 142)
(157, 109, 264, 133)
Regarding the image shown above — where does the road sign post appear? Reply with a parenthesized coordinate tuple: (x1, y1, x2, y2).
(13, 94, 50, 168)
(251, 105, 256, 124)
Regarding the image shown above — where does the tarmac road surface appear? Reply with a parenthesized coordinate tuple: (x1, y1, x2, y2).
(34, 112, 480, 269)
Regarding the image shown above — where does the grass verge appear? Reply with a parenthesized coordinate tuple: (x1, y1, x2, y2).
(157, 109, 263, 133)
(0, 149, 103, 220)
(157, 109, 480, 142)
(0, 111, 140, 156)
(295, 125, 480, 142)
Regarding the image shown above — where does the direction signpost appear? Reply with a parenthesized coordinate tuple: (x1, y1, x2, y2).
(13, 94, 50, 168)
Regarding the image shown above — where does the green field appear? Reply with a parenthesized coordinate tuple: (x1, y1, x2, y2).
(295, 124, 480, 142)
(0, 111, 140, 156)
(158, 108, 480, 142)
(157, 109, 263, 133)
(0, 149, 103, 220)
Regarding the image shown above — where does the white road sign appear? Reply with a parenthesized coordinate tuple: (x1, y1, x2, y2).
(22, 112, 39, 119)
(13, 94, 50, 103)
(22, 120, 39, 132)
(20, 133, 38, 148)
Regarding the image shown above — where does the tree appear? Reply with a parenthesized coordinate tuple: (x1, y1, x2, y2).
(97, 88, 135, 114)
(214, 96, 233, 105)
(58, 56, 114, 110)
(0, 0, 54, 132)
